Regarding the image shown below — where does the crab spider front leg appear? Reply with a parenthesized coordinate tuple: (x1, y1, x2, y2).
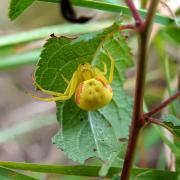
(61, 74, 70, 84)
(30, 93, 71, 102)
(29, 71, 78, 102)
(32, 75, 65, 96)
(101, 61, 107, 75)
(105, 49, 115, 84)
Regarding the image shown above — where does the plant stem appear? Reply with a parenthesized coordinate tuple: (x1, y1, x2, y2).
(120, 1, 160, 179)
(145, 91, 180, 117)
(147, 117, 175, 135)
(125, 0, 143, 27)
(119, 24, 136, 31)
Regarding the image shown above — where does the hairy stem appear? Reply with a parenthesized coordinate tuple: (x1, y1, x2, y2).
(120, 1, 160, 179)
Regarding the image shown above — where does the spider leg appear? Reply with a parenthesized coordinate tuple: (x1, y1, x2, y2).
(101, 61, 107, 75)
(30, 71, 78, 102)
(32, 74, 64, 96)
(104, 49, 115, 84)
(29, 93, 71, 102)
(61, 74, 70, 84)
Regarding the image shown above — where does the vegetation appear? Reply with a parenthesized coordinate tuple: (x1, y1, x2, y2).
(0, 0, 179, 179)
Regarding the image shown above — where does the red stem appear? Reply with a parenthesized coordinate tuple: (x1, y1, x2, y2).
(119, 24, 136, 31)
(145, 91, 180, 117)
(126, 0, 143, 27)
(146, 117, 162, 126)
(120, 31, 146, 180)
(120, 1, 160, 179)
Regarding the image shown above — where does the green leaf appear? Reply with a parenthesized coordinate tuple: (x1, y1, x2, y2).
(0, 50, 41, 70)
(175, 141, 180, 171)
(162, 114, 180, 137)
(8, 0, 180, 25)
(133, 170, 180, 180)
(38, 0, 179, 26)
(112, 174, 120, 180)
(159, 26, 180, 44)
(0, 22, 112, 70)
(153, 125, 179, 156)
(0, 161, 180, 179)
(0, 166, 37, 180)
(35, 23, 132, 169)
(9, 0, 36, 20)
(0, 22, 112, 47)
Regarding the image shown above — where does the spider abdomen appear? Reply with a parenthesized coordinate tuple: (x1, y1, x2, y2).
(75, 78, 113, 111)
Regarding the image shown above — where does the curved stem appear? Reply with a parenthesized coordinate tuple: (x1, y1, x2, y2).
(147, 117, 175, 136)
(119, 24, 136, 31)
(125, 0, 143, 27)
(120, 1, 160, 179)
(145, 91, 180, 117)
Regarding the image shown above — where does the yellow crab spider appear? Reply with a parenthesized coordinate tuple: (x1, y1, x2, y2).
(30, 51, 115, 111)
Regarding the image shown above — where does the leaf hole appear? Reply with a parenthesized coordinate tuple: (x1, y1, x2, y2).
(107, 123, 112, 128)
(118, 138, 128, 142)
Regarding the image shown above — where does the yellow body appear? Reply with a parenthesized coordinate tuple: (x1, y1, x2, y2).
(75, 78, 112, 110)
(30, 49, 115, 111)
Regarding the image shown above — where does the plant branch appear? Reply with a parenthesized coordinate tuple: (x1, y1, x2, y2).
(144, 1, 159, 33)
(146, 117, 175, 135)
(125, 0, 143, 27)
(147, 117, 164, 126)
(119, 24, 136, 31)
(145, 91, 180, 117)
(120, 1, 160, 179)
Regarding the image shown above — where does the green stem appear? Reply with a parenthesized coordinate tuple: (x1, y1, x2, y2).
(164, 57, 177, 115)
(0, 166, 37, 180)
(0, 50, 41, 70)
(0, 22, 111, 47)
(0, 161, 179, 178)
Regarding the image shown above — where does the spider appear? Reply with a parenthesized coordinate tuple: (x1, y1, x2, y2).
(30, 50, 114, 111)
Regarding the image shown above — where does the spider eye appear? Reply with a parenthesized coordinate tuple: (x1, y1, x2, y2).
(81, 63, 85, 65)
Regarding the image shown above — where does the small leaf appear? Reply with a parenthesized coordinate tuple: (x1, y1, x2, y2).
(112, 174, 120, 180)
(159, 26, 180, 44)
(35, 23, 133, 172)
(162, 114, 180, 137)
(9, 0, 36, 20)
(0, 166, 37, 180)
(134, 170, 180, 180)
(98, 152, 118, 177)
